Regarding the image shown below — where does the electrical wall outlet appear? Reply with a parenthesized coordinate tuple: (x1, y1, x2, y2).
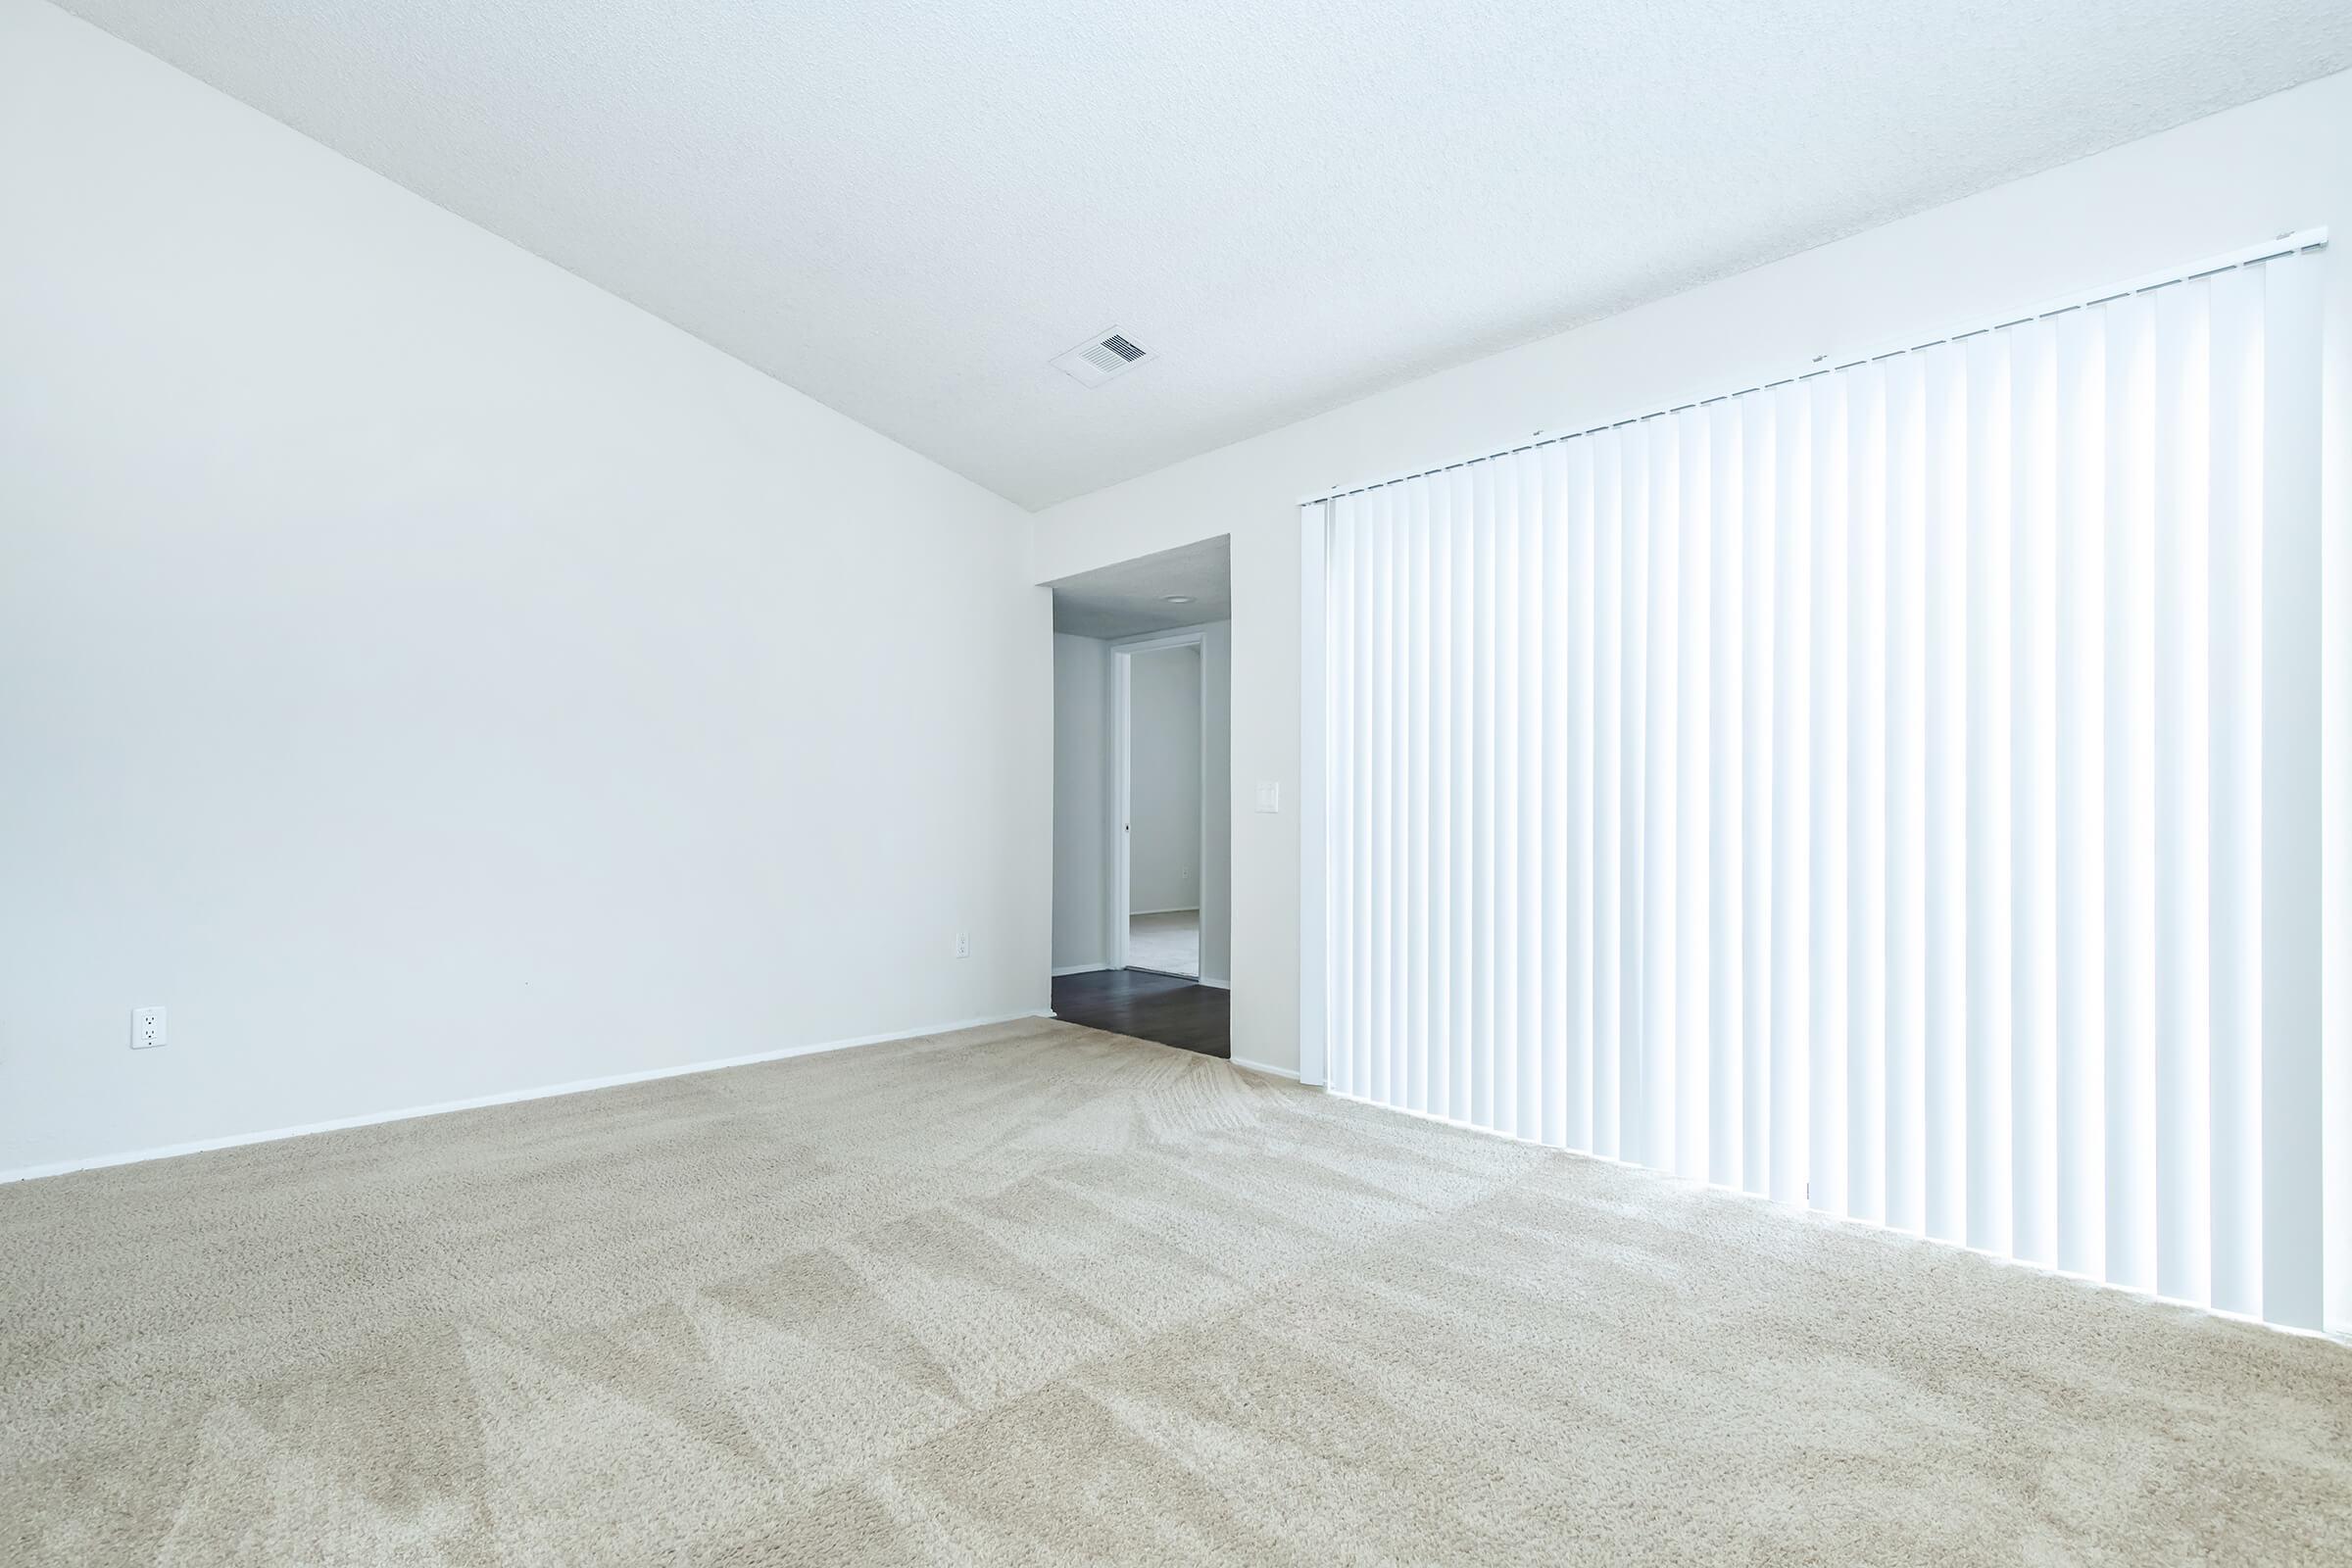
(955, 931, 971, 958)
(131, 1006, 167, 1050)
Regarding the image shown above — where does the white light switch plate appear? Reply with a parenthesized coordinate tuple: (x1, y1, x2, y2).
(131, 1006, 167, 1050)
(1254, 781, 1281, 813)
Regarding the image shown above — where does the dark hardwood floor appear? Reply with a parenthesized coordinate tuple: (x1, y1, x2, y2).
(1051, 968, 1229, 1058)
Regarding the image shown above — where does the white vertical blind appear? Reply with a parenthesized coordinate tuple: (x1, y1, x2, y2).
(1315, 242, 2334, 1330)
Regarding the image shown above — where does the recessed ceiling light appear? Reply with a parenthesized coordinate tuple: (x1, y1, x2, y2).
(1162, 595, 1194, 604)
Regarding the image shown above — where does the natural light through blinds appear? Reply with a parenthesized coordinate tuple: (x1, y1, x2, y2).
(1310, 239, 2332, 1329)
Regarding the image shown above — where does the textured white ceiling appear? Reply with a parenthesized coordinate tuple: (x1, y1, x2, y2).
(1051, 536, 1231, 639)
(56, 0, 2352, 509)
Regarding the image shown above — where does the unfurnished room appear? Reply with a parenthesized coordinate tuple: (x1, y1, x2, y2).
(5, 1, 2352, 1562)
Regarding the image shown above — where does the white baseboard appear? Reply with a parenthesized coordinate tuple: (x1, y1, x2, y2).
(1128, 906, 1200, 917)
(0, 1008, 1056, 1186)
(1228, 1054, 1300, 1081)
(1199, 975, 1231, 990)
(1051, 963, 1108, 977)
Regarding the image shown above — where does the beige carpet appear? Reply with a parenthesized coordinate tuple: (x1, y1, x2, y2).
(4, 1018, 2348, 1565)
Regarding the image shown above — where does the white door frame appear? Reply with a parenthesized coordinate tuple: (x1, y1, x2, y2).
(1110, 626, 1209, 977)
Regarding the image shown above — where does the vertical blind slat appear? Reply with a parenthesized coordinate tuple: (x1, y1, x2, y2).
(1472, 464, 1497, 1126)
(1565, 443, 1595, 1154)
(1848, 363, 1888, 1227)
(1709, 402, 1745, 1189)
(1348, 489, 1365, 1101)
(2105, 291, 2161, 1295)
(2208, 264, 2262, 1317)
(1924, 340, 1970, 1247)
(1772, 384, 1813, 1208)
(1624, 427, 1652, 1164)
(2153, 280, 2213, 1306)
(1519, 450, 1548, 1144)
(1594, 434, 1624, 1158)
(2260, 252, 2326, 1332)
(1494, 459, 1522, 1132)
(2013, 317, 2061, 1268)
(1741, 392, 1777, 1199)
(1645, 417, 1682, 1175)
(1401, 486, 1420, 1114)
(1812, 374, 1851, 1216)
(1677, 410, 1712, 1181)
(1441, 469, 1467, 1120)
(1541, 447, 1571, 1149)
(1965, 329, 2015, 1256)
(1885, 354, 1929, 1236)
(2053, 306, 2108, 1281)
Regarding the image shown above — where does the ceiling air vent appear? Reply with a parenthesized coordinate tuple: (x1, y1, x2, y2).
(1051, 326, 1154, 388)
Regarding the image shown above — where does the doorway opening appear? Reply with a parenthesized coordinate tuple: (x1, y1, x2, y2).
(1044, 535, 1232, 1057)
(1115, 633, 1204, 979)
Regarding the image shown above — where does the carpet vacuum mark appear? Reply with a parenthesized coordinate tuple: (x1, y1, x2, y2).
(4, 1018, 2348, 1563)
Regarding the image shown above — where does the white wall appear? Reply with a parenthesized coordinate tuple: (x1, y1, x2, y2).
(1051, 633, 1112, 969)
(1127, 645, 1202, 914)
(1031, 70, 2352, 1084)
(0, 0, 1051, 1175)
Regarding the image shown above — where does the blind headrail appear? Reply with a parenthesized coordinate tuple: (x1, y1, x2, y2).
(1301, 227, 2328, 508)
